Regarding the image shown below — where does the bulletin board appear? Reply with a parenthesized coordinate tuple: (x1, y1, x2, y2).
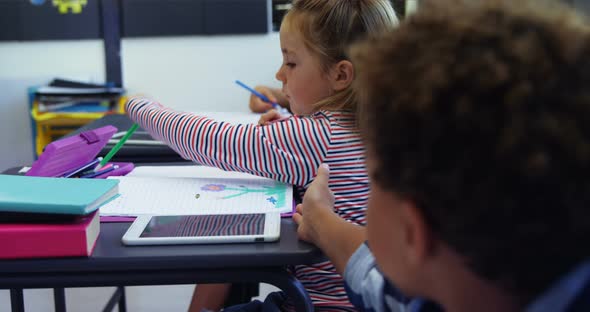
(0, 0, 269, 41)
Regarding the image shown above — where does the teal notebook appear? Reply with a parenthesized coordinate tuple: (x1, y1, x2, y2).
(0, 175, 119, 215)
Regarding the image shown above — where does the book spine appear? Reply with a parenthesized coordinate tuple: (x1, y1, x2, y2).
(0, 216, 99, 259)
(0, 202, 87, 215)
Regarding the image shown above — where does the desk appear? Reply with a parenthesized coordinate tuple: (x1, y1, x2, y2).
(7, 112, 319, 311)
(2, 164, 321, 312)
(0, 220, 324, 312)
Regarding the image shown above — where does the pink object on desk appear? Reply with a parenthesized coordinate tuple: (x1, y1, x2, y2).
(26, 125, 134, 178)
(91, 162, 134, 179)
(100, 216, 136, 223)
(0, 211, 100, 259)
(280, 198, 297, 218)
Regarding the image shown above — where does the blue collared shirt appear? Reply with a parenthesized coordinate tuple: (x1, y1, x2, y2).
(343, 243, 590, 312)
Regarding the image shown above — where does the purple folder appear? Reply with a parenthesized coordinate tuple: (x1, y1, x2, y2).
(26, 125, 134, 178)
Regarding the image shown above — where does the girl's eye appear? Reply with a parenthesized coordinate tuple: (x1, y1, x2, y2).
(285, 63, 296, 68)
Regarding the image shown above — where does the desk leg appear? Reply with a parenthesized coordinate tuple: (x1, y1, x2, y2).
(53, 288, 66, 312)
(10, 289, 24, 312)
(102, 286, 126, 312)
(263, 271, 313, 312)
(117, 286, 127, 312)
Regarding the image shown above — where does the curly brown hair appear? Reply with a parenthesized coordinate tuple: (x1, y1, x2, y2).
(352, 0, 590, 299)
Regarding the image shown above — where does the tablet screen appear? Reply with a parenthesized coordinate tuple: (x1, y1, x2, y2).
(140, 214, 266, 237)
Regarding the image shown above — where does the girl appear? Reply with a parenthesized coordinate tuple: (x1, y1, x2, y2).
(125, 1, 397, 310)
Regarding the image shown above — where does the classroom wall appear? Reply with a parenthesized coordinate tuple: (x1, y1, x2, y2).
(2, 0, 589, 171)
(0, 33, 281, 170)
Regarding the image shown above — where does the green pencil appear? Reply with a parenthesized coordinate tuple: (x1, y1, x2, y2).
(95, 123, 139, 171)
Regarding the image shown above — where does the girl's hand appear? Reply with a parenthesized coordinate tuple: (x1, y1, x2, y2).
(258, 109, 285, 125)
(249, 86, 277, 113)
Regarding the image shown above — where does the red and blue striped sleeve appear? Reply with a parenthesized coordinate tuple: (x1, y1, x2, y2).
(126, 97, 331, 186)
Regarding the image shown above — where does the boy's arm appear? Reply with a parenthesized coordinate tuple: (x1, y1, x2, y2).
(293, 164, 365, 273)
(344, 243, 408, 312)
(294, 164, 407, 312)
(125, 97, 329, 186)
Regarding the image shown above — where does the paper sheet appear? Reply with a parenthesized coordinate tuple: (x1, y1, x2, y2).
(100, 175, 293, 216)
(127, 165, 268, 180)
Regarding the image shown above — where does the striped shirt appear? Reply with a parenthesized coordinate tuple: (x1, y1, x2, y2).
(126, 98, 370, 311)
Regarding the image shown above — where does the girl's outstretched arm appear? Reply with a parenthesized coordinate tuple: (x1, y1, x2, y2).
(126, 97, 332, 187)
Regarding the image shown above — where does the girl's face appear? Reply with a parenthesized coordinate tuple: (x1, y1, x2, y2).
(276, 26, 334, 116)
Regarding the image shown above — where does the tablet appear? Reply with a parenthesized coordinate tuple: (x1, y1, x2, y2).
(122, 213, 281, 245)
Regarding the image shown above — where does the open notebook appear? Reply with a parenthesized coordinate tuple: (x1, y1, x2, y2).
(99, 166, 293, 216)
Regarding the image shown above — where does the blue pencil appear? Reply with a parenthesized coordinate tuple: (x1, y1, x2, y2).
(235, 80, 291, 116)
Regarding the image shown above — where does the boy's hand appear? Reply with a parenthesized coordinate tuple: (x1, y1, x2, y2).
(293, 164, 336, 244)
(293, 164, 366, 274)
(249, 86, 277, 113)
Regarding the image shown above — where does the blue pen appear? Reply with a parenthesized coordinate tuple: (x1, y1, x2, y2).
(235, 80, 291, 116)
(62, 157, 103, 178)
(79, 165, 118, 179)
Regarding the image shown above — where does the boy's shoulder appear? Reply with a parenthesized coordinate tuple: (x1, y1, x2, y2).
(525, 260, 590, 312)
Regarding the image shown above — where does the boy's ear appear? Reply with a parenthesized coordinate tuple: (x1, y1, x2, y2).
(329, 60, 354, 92)
(400, 200, 433, 265)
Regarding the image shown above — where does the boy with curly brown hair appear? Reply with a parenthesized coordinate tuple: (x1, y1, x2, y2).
(294, 0, 590, 311)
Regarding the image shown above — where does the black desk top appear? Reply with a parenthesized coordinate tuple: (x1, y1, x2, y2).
(0, 220, 324, 275)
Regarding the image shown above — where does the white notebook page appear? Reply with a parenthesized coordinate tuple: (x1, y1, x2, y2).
(100, 175, 293, 216)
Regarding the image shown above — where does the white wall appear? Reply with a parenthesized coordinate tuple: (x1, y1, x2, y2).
(123, 34, 281, 111)
(0, 33, 281, 170)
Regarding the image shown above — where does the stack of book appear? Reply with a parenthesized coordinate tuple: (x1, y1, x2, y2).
(35, 78, 125, 113)
(0, 174, 119, 259)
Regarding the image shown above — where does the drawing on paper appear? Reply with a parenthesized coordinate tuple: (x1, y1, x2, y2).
(201, 183, 287, 209)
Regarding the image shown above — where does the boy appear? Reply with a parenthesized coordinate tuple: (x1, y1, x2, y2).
(293, 0, 590, 311)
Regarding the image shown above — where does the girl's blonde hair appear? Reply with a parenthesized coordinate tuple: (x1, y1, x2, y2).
(282, 0, 398, 112)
